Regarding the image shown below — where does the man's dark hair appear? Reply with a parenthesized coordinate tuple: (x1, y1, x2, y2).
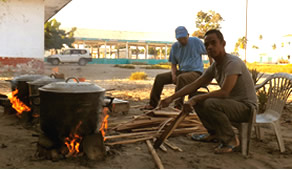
(204, 29, 224, 42)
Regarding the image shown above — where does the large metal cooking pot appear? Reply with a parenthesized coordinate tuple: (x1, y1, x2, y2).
(6, 74, 49, 106)
(38, 77, 105, 146)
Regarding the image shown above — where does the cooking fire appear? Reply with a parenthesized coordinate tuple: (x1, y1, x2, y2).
(7, 89, 31, 117)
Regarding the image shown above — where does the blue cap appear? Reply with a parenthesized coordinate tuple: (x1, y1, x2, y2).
(175, 26, 188, 39)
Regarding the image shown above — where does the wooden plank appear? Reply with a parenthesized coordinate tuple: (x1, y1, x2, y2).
(105, 131, 157, 140)
(114, 117, 170, 131)
(154, 110, 189, 149)
(146, 140, 164, 169)
(152, 110, 180, 117)
(164, 140, 183, 152)
(105, 136, 155, 146)
(131, 127, 159, 132)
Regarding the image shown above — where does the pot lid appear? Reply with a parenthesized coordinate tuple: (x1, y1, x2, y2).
(27, 77, 64, 86)
(12, 74, 48, 82)
(39, 77, 105, 93)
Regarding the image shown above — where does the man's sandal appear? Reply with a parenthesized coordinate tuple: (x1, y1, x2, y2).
(142, 105, 155, 110)
(214, 143, 240, 154)
(191, 134, 219, 143)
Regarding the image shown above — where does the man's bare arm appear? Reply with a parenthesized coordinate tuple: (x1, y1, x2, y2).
(187, 74, 239, 105)
(171, 64, 177, 83)
(171, 74, 212, 101)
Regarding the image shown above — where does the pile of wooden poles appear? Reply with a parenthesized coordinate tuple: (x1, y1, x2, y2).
(105, 109, 206, 146)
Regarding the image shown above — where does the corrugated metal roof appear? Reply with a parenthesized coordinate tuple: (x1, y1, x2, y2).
(70, 28, 175, 44)
(45, 0, 72, 22)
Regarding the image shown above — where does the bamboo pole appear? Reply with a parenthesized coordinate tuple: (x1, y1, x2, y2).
(146, 140, 164, 169)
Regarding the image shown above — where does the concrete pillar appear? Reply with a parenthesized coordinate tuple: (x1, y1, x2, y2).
(97, 45, 100, 58)
(109, 45, 112, 58)
(145, 43, 149, 59)
(126, 42, 129, 59)
(117, 44, 120, 59)
(136, 46, 138, 59)
(160, 47, 162, 59)
(165, 44, 168, 59)
(104, 41, 107, 58)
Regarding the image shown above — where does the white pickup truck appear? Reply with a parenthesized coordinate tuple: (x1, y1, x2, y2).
(47, 49, 92, 66)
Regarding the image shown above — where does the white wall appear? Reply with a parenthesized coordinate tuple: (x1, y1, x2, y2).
(0, 0, 44, 58)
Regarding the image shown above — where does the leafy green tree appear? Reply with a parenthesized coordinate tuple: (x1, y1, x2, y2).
(192, 10, 223, 38)
(45, 19, 76, 50)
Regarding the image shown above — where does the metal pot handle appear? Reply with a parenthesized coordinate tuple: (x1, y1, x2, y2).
(49, 74, 56, 79)
(65, 77, 80, 83)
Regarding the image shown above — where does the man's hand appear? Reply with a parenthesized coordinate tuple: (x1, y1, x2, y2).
(172, 74, 177, 84)
(182, 95, 201, 113)
(159, 97, 173, 108)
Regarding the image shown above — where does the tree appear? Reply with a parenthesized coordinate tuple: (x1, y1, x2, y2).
(234, 36, 247, 52)
(45, 19, 76, 50)
(272, 43, 277, 50)
(252, 45, 259, 49)
(192, 10, 223, 38)
(259, 34, 263, 40)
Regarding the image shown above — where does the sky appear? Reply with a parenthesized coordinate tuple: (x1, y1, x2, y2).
(53, 0, 292, 54)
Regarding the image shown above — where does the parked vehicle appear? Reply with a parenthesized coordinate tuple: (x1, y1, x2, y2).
(46, 49, 92, 66)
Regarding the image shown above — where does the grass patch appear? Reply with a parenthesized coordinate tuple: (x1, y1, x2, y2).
(114, 64, 135, 69)
(129, 72, 148, 80)
(246, 63, 292, 74)
(130, 62, 148, 65)
(143, 65, 169, 69)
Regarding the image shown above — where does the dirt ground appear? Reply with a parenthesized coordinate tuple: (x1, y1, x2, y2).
(0, 63, 292, 169)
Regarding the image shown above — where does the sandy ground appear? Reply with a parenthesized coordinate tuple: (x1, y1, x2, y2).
(0, 63, 291, 169)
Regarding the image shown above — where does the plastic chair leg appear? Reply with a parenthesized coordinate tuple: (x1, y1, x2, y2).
(240, 123, 249, 156)
(271, 121, 285, 152)
(255, 126, 263, 140)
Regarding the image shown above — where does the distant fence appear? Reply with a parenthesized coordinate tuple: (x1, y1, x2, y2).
(88, 59, 169, 65)
(44, 58, 210, 65)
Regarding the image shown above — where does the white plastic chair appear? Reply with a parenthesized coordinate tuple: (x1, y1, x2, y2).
(232, 106, 256, 156)
(254, 73, 292, 152)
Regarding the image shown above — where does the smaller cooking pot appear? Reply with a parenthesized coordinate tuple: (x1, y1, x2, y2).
(28, 76, 65, 106)
(6, 74, 49, 106)
(28, 76, 65, 116)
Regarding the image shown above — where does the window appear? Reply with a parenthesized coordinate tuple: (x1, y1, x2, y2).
(80, 50, 87, 54)
(63, 50, 70, 55)
(71, 50, 80, 54)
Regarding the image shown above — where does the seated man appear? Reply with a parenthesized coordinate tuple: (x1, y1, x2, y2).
(160, 29, 257, 154)
(144, 26, 211, 110)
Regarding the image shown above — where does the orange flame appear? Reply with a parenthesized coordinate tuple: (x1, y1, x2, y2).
(64, 121, 83, 156)
(99, 107, 109, 141)
(52, 67, 59, 73)
(7, 89, 31, 117)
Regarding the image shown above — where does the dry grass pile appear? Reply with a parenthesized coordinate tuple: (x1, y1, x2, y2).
(129, 72, 148, 80)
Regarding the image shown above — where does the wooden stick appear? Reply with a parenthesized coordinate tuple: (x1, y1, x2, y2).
(154, 110, 189, 149)
(105, 136, 155, 146)
(164, 140, 183, 152)
(131, 127, 159, 132)
(105, 131, 157, 140)
(159, 144, 168, 152)
(153, 110, 180, 117)
(146, 140, 164, 169)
